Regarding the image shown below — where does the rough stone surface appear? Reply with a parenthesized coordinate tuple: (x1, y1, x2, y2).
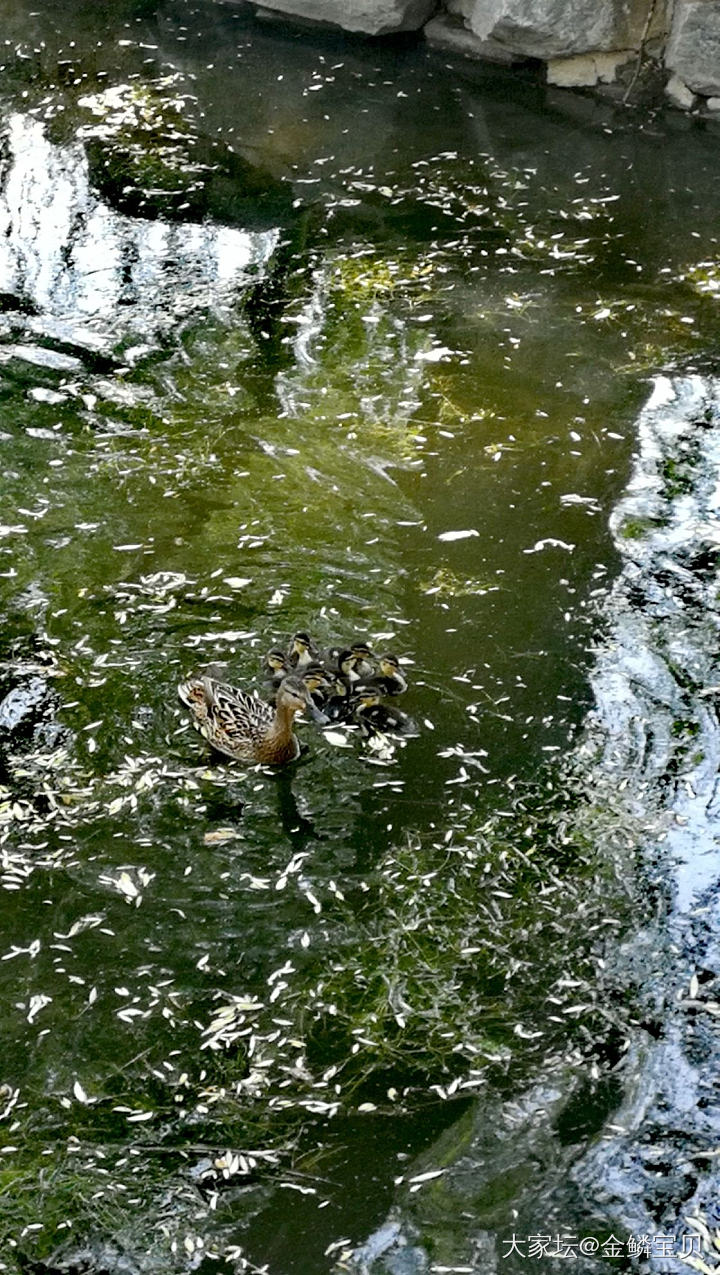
(250, 0, 437, 34)
(665, 71, 697, 109)
(547, 48, 633, 85)
(454, 0, 649, 59)
(707, 95, 720, 110)
(424, 12, 520, 61)
(666, 0, 720, 96)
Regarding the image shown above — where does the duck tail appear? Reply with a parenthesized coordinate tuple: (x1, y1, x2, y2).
(178, 677, 207, 709)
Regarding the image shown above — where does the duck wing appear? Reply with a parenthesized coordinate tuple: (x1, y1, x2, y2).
(179, 676, 273, 759)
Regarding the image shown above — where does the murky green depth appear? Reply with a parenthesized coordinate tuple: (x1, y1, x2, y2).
(0, 2, 719, 1271)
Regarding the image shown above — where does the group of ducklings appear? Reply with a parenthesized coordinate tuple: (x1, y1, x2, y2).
(178, 630, 413, 766)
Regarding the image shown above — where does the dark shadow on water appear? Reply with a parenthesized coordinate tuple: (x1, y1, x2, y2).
(241, 1101, 470, 1275)
(274, 767, 325, 848)
(192, 748, 324, 849)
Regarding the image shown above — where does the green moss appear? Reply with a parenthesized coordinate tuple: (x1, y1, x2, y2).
(671, 717, 700, 740)
(618, 515, 662, 540)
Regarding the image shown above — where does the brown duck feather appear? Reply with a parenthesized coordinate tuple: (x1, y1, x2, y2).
(178, 673, 310, 765)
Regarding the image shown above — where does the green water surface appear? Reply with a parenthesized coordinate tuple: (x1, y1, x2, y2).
(0, 2, 719, 1271)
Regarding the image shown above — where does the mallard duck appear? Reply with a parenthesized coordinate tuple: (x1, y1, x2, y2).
(286, 630, 320, 671)
(351, 684, 416, 736)
(368, 653, 407, 696)
(178, 673, 312, 765)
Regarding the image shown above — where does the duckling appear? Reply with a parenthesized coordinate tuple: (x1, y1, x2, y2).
(349, 641, 375, 682)
(368, 653, 408, 697)
(262, 648, 291, 690)
(178, 673, 312, 765)
(320, 677, 354, 723)
(325, 644, 371, 687)
(351, 684, 416, 736)
(301, 662, 332, 717)
(286, 630, 320, 671)
(318, 647, 365, 721)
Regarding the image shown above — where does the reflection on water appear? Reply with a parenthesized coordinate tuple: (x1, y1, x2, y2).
(0, 112, 278, 334)
(0, 2, 719, 1271)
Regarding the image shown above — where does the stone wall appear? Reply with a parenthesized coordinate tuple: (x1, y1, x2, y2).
(240, 0, 720, 114)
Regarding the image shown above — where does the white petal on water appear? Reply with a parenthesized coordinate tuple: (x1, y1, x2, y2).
(408, 1168, 447, 1184)
(73, 1080, 90, 1104)
(415, 346, 455, 363)
(559, 493, 597, 506)
(223, 577, 253, 590)
(323, 731, 352, 748)
(437, 529, 479, 541)
(27, 994, 52, 1023)
(325, 1238, 354, 1258)
(117, 1007, 148, 1022)
(522, 538, 575, 554)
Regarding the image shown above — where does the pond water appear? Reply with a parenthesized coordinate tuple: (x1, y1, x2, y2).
(1, 2, 720, 1272)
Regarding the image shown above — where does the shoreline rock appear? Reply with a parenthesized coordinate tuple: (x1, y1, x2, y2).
(228, 0, 720, 114)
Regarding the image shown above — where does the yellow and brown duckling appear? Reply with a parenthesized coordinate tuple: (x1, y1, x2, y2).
(263, 648, 291, 690)
(178, 672, 312, 765)
(317, 645, 370, 721)
(286, 630, 320, 671)
(324, 641, 374, 686)
(368, 653, 408, 697)
(351, 683, 416, 736)
(301, 662, 332, 715)
(348, 641, 374, 681)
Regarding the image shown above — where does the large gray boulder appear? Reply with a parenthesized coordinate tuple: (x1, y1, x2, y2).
(444, 0, 655, 59)
(666, 0, 720, 96)
(424, 12, 520, 61)
(251, 0, 437, 33)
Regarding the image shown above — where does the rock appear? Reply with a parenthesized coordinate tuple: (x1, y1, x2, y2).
(547, 49, 634, 86)
(250, 0, 437, 34)
(666, 0, 720, 97)
(665, 72, 697, 110)
(707, 96, 720, 110)
(423, 13, 520, 62)
(452, 0, 652, 60)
